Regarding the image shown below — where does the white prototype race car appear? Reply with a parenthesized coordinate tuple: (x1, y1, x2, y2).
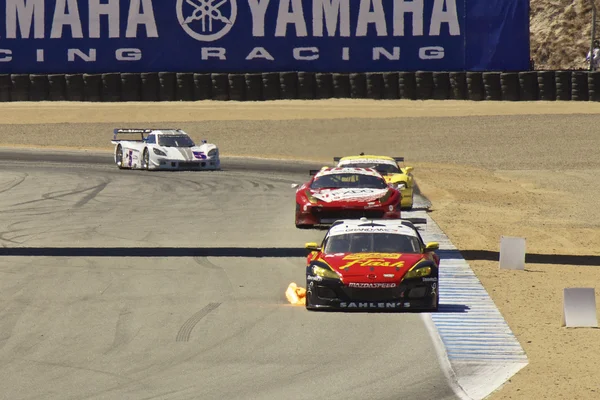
(111, 128, 220, 171)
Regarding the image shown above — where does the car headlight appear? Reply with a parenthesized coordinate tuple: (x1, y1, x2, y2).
(305, 190, 318, 204)
(208, 148, 218, 157)
(312, 265, 341, 280)
(153, 148, 167, 156)
(379, 189, 392, 203)
(404, 266, 432, 279)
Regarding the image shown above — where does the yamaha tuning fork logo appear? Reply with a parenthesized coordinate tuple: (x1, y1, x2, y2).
(177, 0, 238, 42)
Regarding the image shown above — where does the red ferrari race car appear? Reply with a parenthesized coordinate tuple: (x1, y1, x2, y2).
(303, 217, 440, 312)
(294, 167, 402, 229)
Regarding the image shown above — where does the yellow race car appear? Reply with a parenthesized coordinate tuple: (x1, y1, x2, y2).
(333, 154, 415, 209)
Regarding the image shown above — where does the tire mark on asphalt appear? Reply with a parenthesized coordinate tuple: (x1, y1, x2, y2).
(246, 179, 275, 191)
(136, 386, 197, 400)
(74, 181, 109, 208)
(193, 256, 222, 271)
(0, 174, 27, 195)
(18, 358, 137, 383)
(105, 307, 141, 354)
(9, 182, 109, 207)
(176, 302, 221, 342)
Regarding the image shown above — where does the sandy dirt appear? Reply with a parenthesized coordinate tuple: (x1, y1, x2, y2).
(530, 0, 598, 70)
(1, 100, 600, 399)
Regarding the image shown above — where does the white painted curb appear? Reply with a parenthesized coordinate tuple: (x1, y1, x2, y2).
(405, 204, 528, 400)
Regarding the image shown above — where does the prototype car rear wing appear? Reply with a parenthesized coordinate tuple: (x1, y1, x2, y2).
(112, 128, 153, 142)
(333, 156, 405, 162)
(111, 128, 184, 143)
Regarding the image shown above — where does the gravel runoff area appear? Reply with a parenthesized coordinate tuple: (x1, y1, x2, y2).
(1, 100, 600, 399)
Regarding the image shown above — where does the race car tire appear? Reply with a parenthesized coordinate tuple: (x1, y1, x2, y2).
(295, 224, 312, 229)
(402, 197, 414, 210)
(115, 145, 125, 169)
(142, 148, 150, 170)
(295, 203, 312, 229)
(427, 295, 440, 313)
(305, 282, 318, 311)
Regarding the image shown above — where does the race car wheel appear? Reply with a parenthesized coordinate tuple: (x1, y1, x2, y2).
(142, 148, 150, 170)
(406, 195, 415, 210)
(402, 193, 414, 211)
(295, 224, 312, 229)
(115, 145, 124, 169)
(295, 203, 312, 229)
(305, 282, 317, 311)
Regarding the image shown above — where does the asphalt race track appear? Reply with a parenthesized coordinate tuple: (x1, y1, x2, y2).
(0, 150, 459, 400)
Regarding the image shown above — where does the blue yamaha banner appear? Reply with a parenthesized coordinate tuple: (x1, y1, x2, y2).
(0, 0, 529, 74)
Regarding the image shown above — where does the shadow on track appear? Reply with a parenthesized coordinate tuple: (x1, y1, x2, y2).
(309, 304, 470, 314)
(439, 249, 600, 267)
(0, 247, 310, 257)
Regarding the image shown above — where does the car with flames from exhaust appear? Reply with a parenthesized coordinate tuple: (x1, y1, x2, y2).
(333, 154, 416, 210)
(304, 217, 440, 311)
(111, 128, 220, 171)
(294, 167, 402, 229)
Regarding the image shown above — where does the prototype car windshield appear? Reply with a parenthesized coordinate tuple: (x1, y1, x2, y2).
(324, 233, 422, 254)
(341, 163, 400, 174)
(310, 173, 388, 189)
(158, 135, 195, 147)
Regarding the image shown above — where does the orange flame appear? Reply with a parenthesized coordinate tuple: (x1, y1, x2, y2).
(285, 282, 306, 305)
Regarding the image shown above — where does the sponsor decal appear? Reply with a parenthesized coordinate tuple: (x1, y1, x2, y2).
(344, 253, 402, 260)
(340, 302, 404, 309)
(177, 0, 238, 42)
(348, 282, 397, 288)
(329, 226, 418, 237)
(339, 158, 397, 167)
(383, 274, 395, 278)
(422, 277, 438, 282)
(338, 253, 405, 270)
(316, 167, 381, 177)
(0, 0, 529, 75)
(311, 188, 388, 203)
(307, 275, 323, 282)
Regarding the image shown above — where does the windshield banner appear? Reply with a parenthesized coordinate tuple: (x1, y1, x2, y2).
(0, 0, 529, 74)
